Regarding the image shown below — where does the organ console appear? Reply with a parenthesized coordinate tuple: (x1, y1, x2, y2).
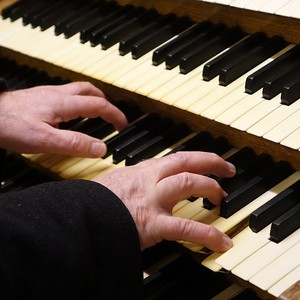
(1, 0, 300, 299)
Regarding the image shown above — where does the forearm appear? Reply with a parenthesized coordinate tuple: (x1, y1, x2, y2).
(0, 180, 143, 300)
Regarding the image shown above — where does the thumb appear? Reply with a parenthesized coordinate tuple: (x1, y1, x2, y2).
(156, 215, 232, 253)
(46, 129, 107, 158)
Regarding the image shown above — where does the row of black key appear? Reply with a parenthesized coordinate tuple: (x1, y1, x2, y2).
(3, 0, 300, 105)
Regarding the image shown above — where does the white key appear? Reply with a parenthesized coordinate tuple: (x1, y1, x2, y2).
(291, 8, 300, 19)
(260, 0, 292, 14)
(172, 198, 205, 219)
(281, 127, 300, 150)
(229, 0, 252, 8)
(247, 100, 300, 137)
(150, 69, 206, 104)
(232, 228, 300, 281)
(230, 94, 281, 131)
(214, 0, 235, 4)
(103, 53, 151, 85)
(263, 109, 300, 143)
(216, 91, 263, 125)
(244, 0, 272, 11)
(215, 226, 271, 271)
(276, 0, 300, 17)
(268, 265, 300, 297)
(249, 241, 300, 291)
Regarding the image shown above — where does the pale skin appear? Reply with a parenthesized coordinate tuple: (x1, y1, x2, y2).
(0, 81, 128, 157)
(0, 81, 235, 253)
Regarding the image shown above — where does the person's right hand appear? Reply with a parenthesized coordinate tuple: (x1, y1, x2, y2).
(93, 151, 236, 253)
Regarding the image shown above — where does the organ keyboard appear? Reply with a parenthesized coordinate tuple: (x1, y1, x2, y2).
(1, 0, 300, 299)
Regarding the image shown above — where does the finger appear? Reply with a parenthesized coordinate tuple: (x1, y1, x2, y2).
(156, 215, 232, 253)
(59, 95, 128, 132)
(56, 82, 106, 98)
(155, 173, 227, 208)
(40, 127, 107, 157)
(145, 152, 236, 181)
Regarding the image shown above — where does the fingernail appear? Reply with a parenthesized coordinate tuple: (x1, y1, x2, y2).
(223, 235, 233, 250)
(226, 162, 236, 174)
(90, 142, 106, 157)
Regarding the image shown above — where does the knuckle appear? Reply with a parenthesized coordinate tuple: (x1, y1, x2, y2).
(169, 151, 188, 164)
(69, 132, 83, 154)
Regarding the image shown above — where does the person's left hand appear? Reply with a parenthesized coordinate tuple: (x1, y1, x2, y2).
(0, 82, 128, 157)
(93, 151, 236, 252)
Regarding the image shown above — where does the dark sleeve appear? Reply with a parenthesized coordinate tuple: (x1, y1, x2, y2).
(0, 180, 143, 300)
(0, 77, 8, 92)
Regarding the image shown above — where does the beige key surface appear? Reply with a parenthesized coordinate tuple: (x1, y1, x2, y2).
(249, 241, 300, 291)
(103, 53, 151, 85)
(230, 0, 255, 8)
(247, 97, 300, 137)
(277, 0, 300, 17)
(263, 109, 300, 143)
(80, 45, 120, 76)
(62, 43, 112, 72)
(259, 0, 290, 13)
(201, 228, 250, 271)
(244, 0, 272, 11)
(230, 95, 281, 131)
(186, 79, 243, 115)
(147, 67, 202, 103)
(232, 228, 300, 281)
(215, 225, 271, 271)
(268, 265, 300, 297)
(280, 127, 300, 150)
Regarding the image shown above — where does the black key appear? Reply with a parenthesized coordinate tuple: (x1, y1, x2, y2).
(166, 131, 213, 154)
(89, 5, 138, 47)
(62, 2, 116, 38)
(153, 21, 210, 66)
(80, 3, 126, 44)
(3, 0, 37, 21)
(104, 113, 160, 158)
(71, 118, 107, 133)
(180, 26, 245, 74)
(203, 32, 264, 81)
(245, 44, 300, 94)
(113, 118, 171, 164)
(125, 123, 191, 166)
(281, 77, 300, 105)
(101, 8, 159, 50)
(55, 4, 94, 36)
(165, 23, 226, 70)
(220, 159, 295, 218)
(2, 0, 27, 19)
(131, 16, 193, 59)
(201, 137, 232, 156)
(219, 36, 287, 86)
(119, 13, 175, 56)
(22, 0, 56, 26)
(40, 1, 81, 31)
(87, 123, 115, 140)
(263, 59, 300, 99)
(270, 201, 300, 243)
(250, 179, 300, 233)
(29, 1, 65, 28)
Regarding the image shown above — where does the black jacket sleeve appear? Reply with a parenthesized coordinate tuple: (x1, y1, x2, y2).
(0, 180, 143, 300)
